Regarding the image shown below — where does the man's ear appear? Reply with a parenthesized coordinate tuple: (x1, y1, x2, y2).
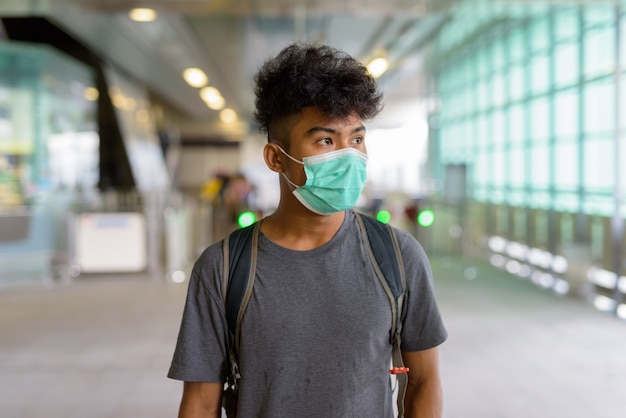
(263, 143, 283, 173)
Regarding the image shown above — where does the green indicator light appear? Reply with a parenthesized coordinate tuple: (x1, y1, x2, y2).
(376, 210, 391, 224)
(238, 211, 257, 228)
(417, 209, 434, 227)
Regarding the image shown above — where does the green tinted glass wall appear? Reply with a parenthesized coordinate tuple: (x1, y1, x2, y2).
(432, 1, 625, 218)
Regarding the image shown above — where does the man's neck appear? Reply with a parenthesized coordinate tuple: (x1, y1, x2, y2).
(260, 208, 346, 251)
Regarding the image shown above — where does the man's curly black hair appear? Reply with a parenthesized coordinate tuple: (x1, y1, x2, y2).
(253, 42, 383, 140)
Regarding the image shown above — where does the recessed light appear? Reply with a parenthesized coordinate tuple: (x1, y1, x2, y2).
(129, 8, 157, 22)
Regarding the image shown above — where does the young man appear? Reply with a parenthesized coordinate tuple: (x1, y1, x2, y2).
(168, 42, 448, 418)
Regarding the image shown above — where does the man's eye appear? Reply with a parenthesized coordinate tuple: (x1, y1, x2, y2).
(318, 137, 332, 145)
(352, 136, 364, 144)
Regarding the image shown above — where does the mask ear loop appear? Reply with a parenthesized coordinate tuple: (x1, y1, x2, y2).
(275, 145, 304, 189)
(280, 172, 299, 189)
(275, 145, 304, 165)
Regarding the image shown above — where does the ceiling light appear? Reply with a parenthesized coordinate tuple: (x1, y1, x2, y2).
(183, 68, 208, 88)
(367, 57, 388, 78)
(129, 8, 157, 22)
(206, 96, 225, 110)
(220, 108, 237, 124)
(200, 86, 221, 102)
(200, 86, 225, 110)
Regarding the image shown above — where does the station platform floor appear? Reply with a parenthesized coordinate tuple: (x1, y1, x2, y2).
(1, 254, 625, 418)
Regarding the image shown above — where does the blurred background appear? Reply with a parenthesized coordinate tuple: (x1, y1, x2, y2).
(1, 0, 624, 317)
(1, 0, 625, 417)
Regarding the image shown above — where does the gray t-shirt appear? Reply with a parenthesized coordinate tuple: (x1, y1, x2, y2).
(168, 210, 447, 417)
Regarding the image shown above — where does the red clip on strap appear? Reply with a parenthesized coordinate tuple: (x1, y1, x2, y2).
(389, 367, 410, 375)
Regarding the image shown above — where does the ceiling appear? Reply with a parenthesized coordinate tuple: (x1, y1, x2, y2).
(0, 0, 457, 139)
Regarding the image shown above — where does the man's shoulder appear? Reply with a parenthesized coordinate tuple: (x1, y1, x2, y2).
(193, 238, 226, 272)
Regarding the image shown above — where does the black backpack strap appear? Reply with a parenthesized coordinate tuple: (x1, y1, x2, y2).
(223, 222, 258, 336)
(354, 211, 408, 418)
(221, 221, 261, 393)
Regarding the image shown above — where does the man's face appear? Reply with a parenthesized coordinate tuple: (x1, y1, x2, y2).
(280, 106, 367, 186)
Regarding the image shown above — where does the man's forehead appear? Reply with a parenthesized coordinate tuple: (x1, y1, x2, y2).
(295, 107, 362, 126)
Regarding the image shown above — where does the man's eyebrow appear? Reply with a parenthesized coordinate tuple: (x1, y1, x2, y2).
(305, 125, 366, 136)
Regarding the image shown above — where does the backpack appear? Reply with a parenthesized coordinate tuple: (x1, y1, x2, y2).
(220, 210, 409, 417)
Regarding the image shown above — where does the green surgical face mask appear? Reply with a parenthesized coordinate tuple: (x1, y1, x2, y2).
(277, 145, 368, 215)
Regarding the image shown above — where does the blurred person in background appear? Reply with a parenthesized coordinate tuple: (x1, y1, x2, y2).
(168, 42, 447, 418)
(221, 172, 255, 224)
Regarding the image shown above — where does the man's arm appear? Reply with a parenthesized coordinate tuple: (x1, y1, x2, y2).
(402, 347, 443, 418)
(178, 382, 223, 418)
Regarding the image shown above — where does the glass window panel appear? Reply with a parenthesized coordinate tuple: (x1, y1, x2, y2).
(474, 187, 488, 201)
(484, 77, 494, 109)
(454, 123, 465, 159)
(477, 114, 489, 149)
(509, 28, 526, 63)
(485, 44, 494, 76)
(476, 47, 488, 77)
(447, 68, 456, 92)
(530, 17, 550, 52)
(554, 42, 579, 87)
(493, 109, 505, 145)
(622, 74, 626, 125)
(439, 95, 450, 122)
(454, 95, 464, 120)
(509, 104, 525, 143)
(583, 196, 614, 216)
(455, 87, 465, 118)
(509, 63, 526, 101)
(444, 98, 455, 120)
(491, 42, 505, 71)
(584, 27, 615, 78)
(457, 63, 467, 89)
(527, 1, 549, 15)
(477, 79, 488, 110)
(554, 88, 579, 138)
(506, 3, 528, 19)
(438, 70, 448, 94)
(457, 93, 467, 119)
(491, 189, 505, 204)
(464, 86, 473, 117)
(508, 190, 525, 206)
(583, 137, 614, 190)
(583, 4, 613, 28)
(621, 18, 626, 69)
(446, 65, 458, 92)
(554, 7, 579, 41)
(493, 149, 505, 186)
(455, 65, 465, 91)
(554, 192, 580, 212)
(464, 118, 475, 152)
(530, 53, 550, 94)
(584, 79, 614, 135)
(530, 97, 550, 140)
(493, 71, 506, 106)
(510, 146, 526, 186)
(439, 125, 449, 152)
(621, 133, 626, 197)
(530, 192, 551, 209)
(531, 143, 550, 187)
(467, 56, 478, 85)
(448, 67, 457, 94)
(475, 152, 490, 185)
(554, 141, 579, 188)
